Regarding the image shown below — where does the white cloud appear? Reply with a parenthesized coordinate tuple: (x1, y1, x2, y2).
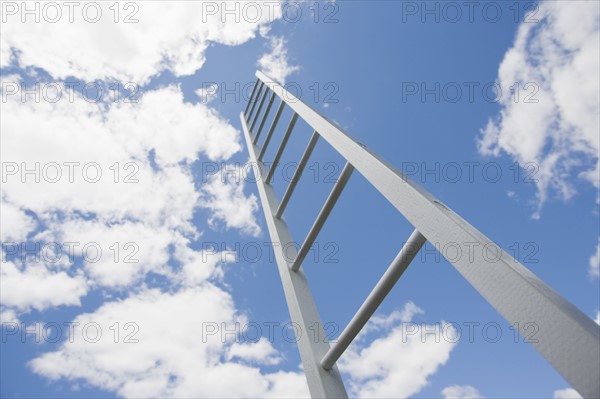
(200, 165, 261, 237)
(258, 36, 299, 84)
(1, 260, 88, 313)
(553, 388, 583, 399)
(339, 302, 457, 398)
(1, 1, 282, 83)
(442, 385, 484, 399)
(0, 3, 303, 397)
(105, 84, 241, 166)
(0, 69, 276, 399)
(259, 24, 272, 38)
(174, 243, 232, 287)
(195, 83, 219, 104)
(227, 338, 282, 366)
(28, 298, 456, 398)
(37, 219, 174, 288)
(1, 79, 261, 318)
(589, 238, 600, 279)
(594, 311, 599, 325)
(478, 1, 599, 218)
(0, 307, 19, 324)
(359, 301, 424, 336)
(0, 201, 36, 242)
(29, 287, 309, 398)
(1, 83, 241, 230)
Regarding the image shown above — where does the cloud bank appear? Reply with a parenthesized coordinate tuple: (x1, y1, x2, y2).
(478, 1, 599, 219)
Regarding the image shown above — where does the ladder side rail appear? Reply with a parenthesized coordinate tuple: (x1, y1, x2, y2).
(240, 112, 349, 399)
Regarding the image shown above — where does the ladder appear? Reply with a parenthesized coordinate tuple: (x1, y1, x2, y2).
(239, 71, 600, 399)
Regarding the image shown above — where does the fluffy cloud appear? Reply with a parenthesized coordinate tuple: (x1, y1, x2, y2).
(200, 165, 261, 237)
(339, 302, 457, 398)
(0, 201, 36, 242)
(1, 1, 282, 83)
(0, 2, 306, 397)
(227, 338, 283, 366)
(195, 83, 220, 104)
(29, 286, 309, 398)
(27, 297, 459, 398)
(37, 219, 175, 288)
(1, 79, 260, 316)
(589, 238, 600, 279)
(1, 82, 242, 229)
(174, 242, 233, 287)
(442, 385, 484, 399)
(258, 36, 299, 84)
(553, 388, 583, 399)
(1, 260, 88, 313)
(478, 1, 599, 218)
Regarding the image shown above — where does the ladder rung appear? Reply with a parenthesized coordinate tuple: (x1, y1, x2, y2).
(265, 113, 299, 184)
(258, 100, 286, 161)
(291, 162, 354, 272)
(276, 131, 320, 219)
(254, 91, 276, 144)
(250, 87, 269, 132)
(246, 82, 264, 122)
(321, 229, 426, 370)
(244, 78, 260, 116)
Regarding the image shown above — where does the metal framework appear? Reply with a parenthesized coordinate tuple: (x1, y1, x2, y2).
(240, 71, 600, 399)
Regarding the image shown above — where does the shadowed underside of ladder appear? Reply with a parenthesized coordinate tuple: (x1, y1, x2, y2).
(240, 71, 600, 399)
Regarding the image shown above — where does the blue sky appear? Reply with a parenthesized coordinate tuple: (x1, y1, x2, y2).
(1, 1, 599, 398)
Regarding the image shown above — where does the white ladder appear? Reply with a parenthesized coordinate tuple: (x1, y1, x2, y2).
(240, 71, 600, 399)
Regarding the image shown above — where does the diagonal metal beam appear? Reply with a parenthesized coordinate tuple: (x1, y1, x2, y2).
(254, 91, 276, 144)
(321, 229, 426, 370)
(244, 78, 260, 116)
(250, 86, 269, 132)
(258, 99, 286, 161)
(265, 113, 298, 184)
(246, 82, 264, 122)
(291, 162, 354, 272)
(276, 131, 320, 219)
